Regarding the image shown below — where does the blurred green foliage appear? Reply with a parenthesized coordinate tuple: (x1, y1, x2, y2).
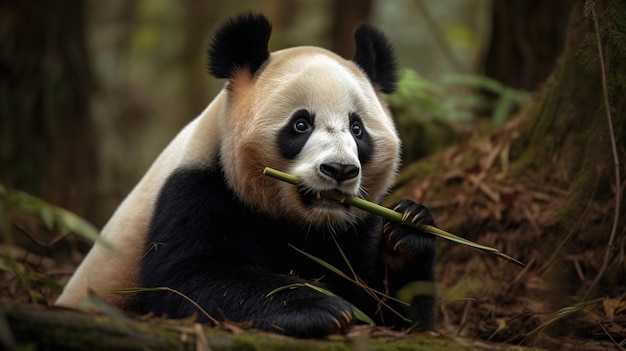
(0, 183, 106, 305)
(388, 68, 530, 163)
(0, 184, 102, 244)
(389, 68, 447, 120)
(443, 74, 531, 125)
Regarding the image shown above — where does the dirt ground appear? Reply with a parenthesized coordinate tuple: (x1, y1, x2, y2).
(392, 116, 625, 350)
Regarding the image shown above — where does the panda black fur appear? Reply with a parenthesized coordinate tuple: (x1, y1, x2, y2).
(56, 13, 437, 338)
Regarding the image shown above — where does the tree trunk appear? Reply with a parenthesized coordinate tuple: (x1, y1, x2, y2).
(512, 0, 625, 328)
(0, 0, 98, 223)
(329, 0, 373, 58)
(482, 0, 571, 91)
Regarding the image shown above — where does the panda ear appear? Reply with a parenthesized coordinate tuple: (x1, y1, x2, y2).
(207, 13, 272, 79)
(352, 24, 397, 94)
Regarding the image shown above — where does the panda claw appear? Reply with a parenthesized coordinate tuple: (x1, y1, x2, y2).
(342, 309, 352, 324)
(411, 212, 423, 224)
(393, 239, 404, 251)
(332, 317, 341, 330)
(401, 211, 410, 222)
(386, 231, 395, 241)
(383, 221, 392, 231)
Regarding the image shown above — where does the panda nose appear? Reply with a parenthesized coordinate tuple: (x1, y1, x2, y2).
(320, 163, 360, 182)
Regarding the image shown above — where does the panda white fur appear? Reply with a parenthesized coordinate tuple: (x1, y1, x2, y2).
(56, 13, 437, 338)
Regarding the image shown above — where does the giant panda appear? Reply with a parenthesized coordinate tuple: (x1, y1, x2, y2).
(55, 12, 437, 338)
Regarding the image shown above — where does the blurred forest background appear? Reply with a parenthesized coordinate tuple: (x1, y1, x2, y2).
(1, 0, 625, 350)
(3, 0, 504, 226)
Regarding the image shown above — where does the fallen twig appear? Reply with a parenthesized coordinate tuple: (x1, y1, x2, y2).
(583, 4, 621, 299)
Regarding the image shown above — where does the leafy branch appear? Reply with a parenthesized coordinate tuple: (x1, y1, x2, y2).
(0, 183, 111, 304)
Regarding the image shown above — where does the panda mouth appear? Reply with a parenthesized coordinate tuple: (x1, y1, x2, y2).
(298, 186, 350, 209)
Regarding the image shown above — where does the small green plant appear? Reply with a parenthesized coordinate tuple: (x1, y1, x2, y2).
(388, 67, 447, 120)
(443, 73, 531, 124)
(0, 183, 110, 304)
(523, 297, 604, 343)
(0, 183, 105, 246)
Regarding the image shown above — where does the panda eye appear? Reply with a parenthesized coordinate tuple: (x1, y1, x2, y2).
(351, 121, 363, 137)
(293, 118, 311, 133)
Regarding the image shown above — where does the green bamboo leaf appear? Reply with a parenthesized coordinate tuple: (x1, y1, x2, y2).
(3, 187, 113, 250)
(265, 283, 307, 297)
(36, 273, 64, 294)
(0, 250, 44, 304)
(55, 207, 105, 248)
(288, 244, 353, 281)
(351, 305, 375, 326)
(28, 289, 47, 305)
(525, 297, 603, 340)
(39, 205, 54, 231)
(329, 234, 358, 279)
(396, 281, 437, 303)
(0, 257, 10, 272)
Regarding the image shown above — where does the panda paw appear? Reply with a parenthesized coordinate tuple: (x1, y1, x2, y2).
(382, 199, 436, 269)
(256, 294, 354, 338)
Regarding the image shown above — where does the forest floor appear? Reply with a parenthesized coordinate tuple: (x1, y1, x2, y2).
(391, 115, 625, 351)
(1, 117, 624, 351)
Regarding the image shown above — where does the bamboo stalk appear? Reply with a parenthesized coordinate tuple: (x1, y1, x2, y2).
(263, 167, 524, 267)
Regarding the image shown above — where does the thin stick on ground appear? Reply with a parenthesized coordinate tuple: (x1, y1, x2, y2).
(584, 4, 621, 299)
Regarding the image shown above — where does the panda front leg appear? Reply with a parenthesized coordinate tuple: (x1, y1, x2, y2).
(380, 199, 437, 331)
(140, 265, 354, 338)
(251, 274, 356, 338)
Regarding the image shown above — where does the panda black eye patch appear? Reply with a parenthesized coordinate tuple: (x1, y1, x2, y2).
(349, 113, 374, 164)
(350, 120, 362, 137)
(278, 109, 315, 159)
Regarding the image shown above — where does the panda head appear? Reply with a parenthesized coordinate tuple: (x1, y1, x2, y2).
(209, 13, 400, 230)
